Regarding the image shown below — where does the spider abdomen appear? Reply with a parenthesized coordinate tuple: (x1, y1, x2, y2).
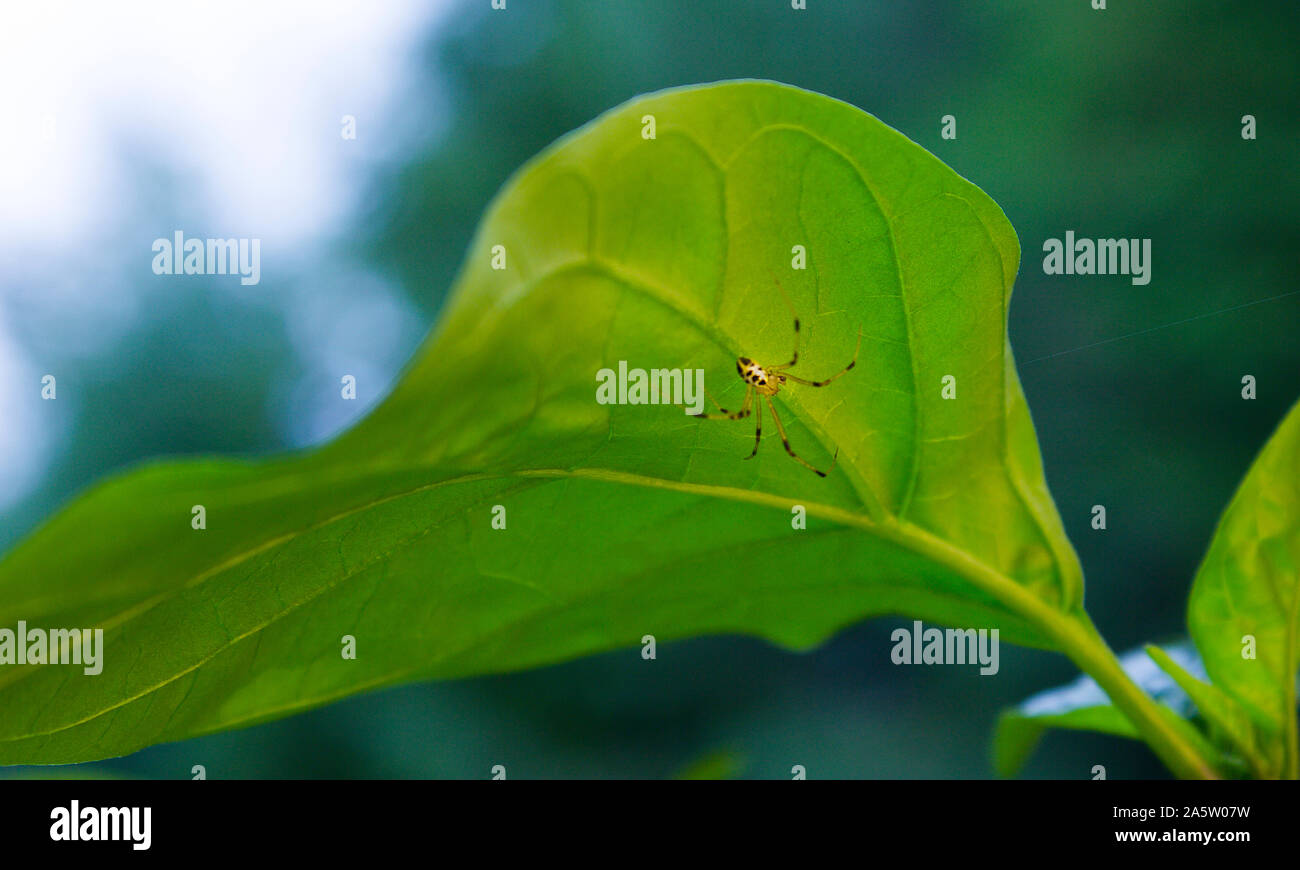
(737, 357, 781, 395)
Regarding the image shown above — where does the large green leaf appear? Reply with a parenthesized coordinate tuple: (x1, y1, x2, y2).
(0, 80, 1080, 764)
(1187, 399, 1300, 778)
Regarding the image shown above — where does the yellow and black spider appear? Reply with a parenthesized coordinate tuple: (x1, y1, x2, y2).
(692, 280, 861, 477)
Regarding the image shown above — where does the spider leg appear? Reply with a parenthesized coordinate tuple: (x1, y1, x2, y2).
(779, 327, 862, 386)
(689, 383, 753, 420)
(765, 396, 838, 478)
(742, 396, 764, 459)
(771, 273, 800, 368)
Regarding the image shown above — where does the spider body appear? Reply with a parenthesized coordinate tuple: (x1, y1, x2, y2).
(736, 357, 784, 396)
(692, 280, 861, 478)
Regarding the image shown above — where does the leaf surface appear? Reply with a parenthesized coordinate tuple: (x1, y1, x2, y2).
(0, 81, 1080, 764)
(1187, 399, 1300, 777)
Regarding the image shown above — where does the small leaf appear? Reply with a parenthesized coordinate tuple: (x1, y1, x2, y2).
(995, 705, 1137, 779)
(1146, 644, 1269, 778)
(0, 81, 1081, 764)
(1187, 399, 1300, 778)
(994, 643, 1213, 777)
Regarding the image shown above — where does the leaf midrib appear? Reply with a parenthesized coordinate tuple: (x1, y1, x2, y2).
(0, 463, 1064, 746)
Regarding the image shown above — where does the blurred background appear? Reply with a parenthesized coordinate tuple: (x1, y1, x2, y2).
(1, 0, 1295, 778)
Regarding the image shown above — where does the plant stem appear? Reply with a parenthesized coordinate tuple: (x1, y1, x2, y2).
(883, 517, 1221, 779)
(1043, 611, 1220, 780)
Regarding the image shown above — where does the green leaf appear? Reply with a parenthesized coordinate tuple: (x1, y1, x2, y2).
(994, 643, 1214, 778)
(1145, 644, 1268, 778)
(0, 80, 1081, 765)
(995, 707, 1137, 780)
(1187, 398, 1300, 778)
(996, 402, 1300, 780)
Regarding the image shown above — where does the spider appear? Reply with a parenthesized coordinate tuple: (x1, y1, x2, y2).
(692, 281, 861, 477)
